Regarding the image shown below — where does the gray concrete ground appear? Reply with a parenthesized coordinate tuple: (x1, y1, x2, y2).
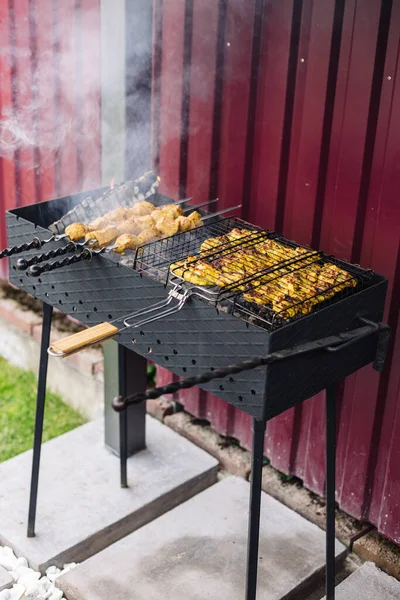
(321, 561, 400, 600)
(58, 476, 346, 600)
(0, 417, 218, 572)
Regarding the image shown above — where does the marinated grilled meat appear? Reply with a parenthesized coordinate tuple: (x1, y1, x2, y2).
(155, 216, 180, 237)
(171, 228, 357, 321)
(113, 234, 141, 255)
(85, 226, 120, 247)
(129, 200, 155, 216)
(65, 222, 90, 241)
(64, 198, 203, 253)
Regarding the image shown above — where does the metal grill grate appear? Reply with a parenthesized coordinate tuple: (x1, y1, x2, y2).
(134, 217, 374, 331)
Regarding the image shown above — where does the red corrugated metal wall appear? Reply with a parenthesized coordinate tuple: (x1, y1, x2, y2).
(0, 0, 101, 278)
(153, 0, 400, 544)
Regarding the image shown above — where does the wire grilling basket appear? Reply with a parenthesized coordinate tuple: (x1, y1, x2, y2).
(133, 216, 374, 332)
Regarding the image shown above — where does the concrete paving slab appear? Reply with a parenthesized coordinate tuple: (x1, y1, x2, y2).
(322, 561, 400, 600)
(58, 476, 346, 600)
(0, 565, 13, 592)
(0, 417, 218, 573)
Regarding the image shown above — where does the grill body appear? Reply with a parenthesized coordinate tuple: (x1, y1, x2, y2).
(7, 190, 387, 420)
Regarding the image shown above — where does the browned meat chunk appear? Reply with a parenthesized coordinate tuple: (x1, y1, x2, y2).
(65, 222, 90, 241)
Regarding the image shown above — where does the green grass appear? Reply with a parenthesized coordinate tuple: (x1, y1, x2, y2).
(0, 356, 86, 462)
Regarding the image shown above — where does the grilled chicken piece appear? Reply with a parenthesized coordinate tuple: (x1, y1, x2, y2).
(65, 222, 90, 241)
(137, 227, 160, 245)
(170, 258, 225, 286)
(134, 214, 156, 231)
(157, 204, 184, 220)
(175, 216, 193, 232)
(107, 206, 129, 222)
(155, 216, 180, 237)
(129, 200, 155, 216)
(186, 211, 202, 227)
(113, 234, 140, 255)
(117, 219, 141, 235)
(89, 216, 109, 231)
(85, 226, 120, 247)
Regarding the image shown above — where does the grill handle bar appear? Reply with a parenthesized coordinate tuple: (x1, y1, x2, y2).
(47, 285, 191, 358)
(112, 321, 390, 411)
(0, 237, 43, 259)
(27, 249, 94, 277)
(123, 286, 190, 329)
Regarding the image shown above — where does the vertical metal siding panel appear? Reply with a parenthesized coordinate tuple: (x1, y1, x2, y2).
(35, 0, 57, 202)
(278, 1, 337, 492)
(186, 0, 218, 203)
(203, 0, 256, 436)
(180, 0, 219, 418)
(156, 0, 186, 391)
(0, 1, 102, 273)
(374, 312, 400, 542)
(12, 0, 38, 207)
(320, 0, 382, 260)
(0, 2, 17, 276)
(57, 0, 79, 196)
(320, 0, 386, 518)
(248, 1, 294, 230)
(217, 0, 255, 211)
(360, 8, 400, 539)
(157, 0, 186, 197)
(245, 1, 295, 467)
(80, 0, 101, 189)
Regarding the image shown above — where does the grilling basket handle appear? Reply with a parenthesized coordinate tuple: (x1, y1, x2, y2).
(48, 285, 191, 358)
(48, 322, 120, 358)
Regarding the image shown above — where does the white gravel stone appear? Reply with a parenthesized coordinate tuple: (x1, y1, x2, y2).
(48, 590, 63, 600)
(0, 559, 15, 573)
(39, 576, 52, 591)
(7, 584, 25, 600)
(0, 545, 74, 600)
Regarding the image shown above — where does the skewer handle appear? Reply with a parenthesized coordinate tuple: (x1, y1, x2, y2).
(48, 322, 119, 357)
(27, 248, 93, 277)
(16, 242, 77, 271)
(0, 237, 43, 259)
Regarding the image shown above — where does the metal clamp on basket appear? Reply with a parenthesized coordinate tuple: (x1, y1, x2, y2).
(48, 284, 192, 358)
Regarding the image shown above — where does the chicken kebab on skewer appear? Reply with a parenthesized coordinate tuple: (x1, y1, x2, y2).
(64, 200, 203, 255)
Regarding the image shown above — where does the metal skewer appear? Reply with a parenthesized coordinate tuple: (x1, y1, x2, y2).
(15, 199, 217, 271)
(26, 204, 241, 277)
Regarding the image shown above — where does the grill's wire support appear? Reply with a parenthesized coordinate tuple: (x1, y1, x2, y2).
(27, 302, 53, 537)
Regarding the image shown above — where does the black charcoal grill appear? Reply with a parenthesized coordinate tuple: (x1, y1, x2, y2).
(4, 187, 390, 600)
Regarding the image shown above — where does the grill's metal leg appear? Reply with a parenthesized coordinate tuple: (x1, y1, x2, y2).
(118, 345, 128, 488)
(326, 384, 337, 600)
(27, 302, 53, 537)
(245, 418, 266, 600)
(116, 345, 147, 488)
(119, 409, 128, 488)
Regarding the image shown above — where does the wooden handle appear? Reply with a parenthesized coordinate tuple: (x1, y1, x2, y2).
(49, 322, 119, 357)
